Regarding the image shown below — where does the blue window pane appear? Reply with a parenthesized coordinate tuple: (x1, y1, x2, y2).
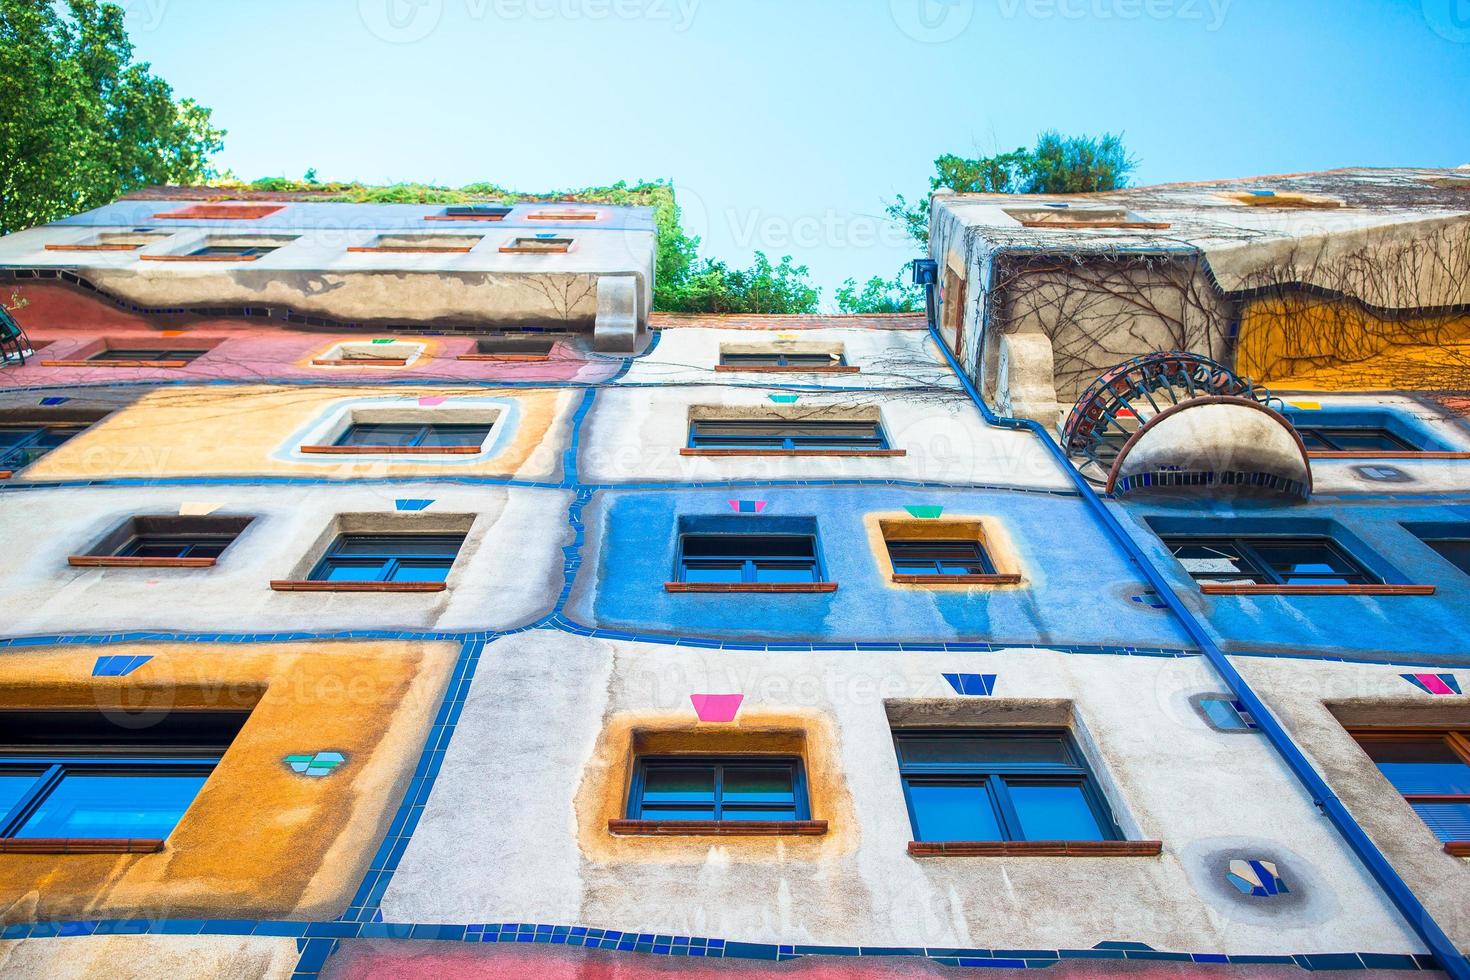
(722, 768, 795, 805)
(0, 772, 42, 821)
(898, 736, 1071, 766)
(1410, 802, 1470, 842)
(15, 772, 209, 840)
(721, 808, 798, 822)
(388, 562, 452, 583)
(682, 562, 744, 583)
(1200, 698, 1253, 731)
(1363, 740, 1470, 795)
(752, 562, 818, 584)
(322, 563, 384, 582)
(639, 806, 717, 821)
(642, 768, 715, 804)
(1007, 783, 1105, 841)
(907, 781, 1001, 841)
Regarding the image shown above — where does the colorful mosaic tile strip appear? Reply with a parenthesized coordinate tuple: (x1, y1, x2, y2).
(1130, 592, 1168, 609)
(942, 673, 997, 696)
(1401, 673, 1461, 695)
(1226, 859, 1288, 897)
(727, 499, 767, 514)
(904, 505, 944, 519)
(285, 751, 347, 777)
(40, 396, 69, 406)
(91, 654, 152, 677)
(768, 394, 800, 404)
(417, 396, 446, 406)
(1200, 698, 1258, 731)
(395, 499, 434, 512)
(691, 694, 744, 723)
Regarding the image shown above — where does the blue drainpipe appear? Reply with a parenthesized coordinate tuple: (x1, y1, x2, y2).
(923, 267, 1469, 977)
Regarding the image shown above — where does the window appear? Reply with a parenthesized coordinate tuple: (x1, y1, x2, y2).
(310, 341, 424, 366)
(719, 352, 846, 369)
(89, 347, 208, 363)
(72, 515, 254, 566)
(438, 205, 511, 220)
(687, 419, 889, 451)
(1162, 535, 1379, 586)
(334, 422, 491, 450)
(1293, 426, 1417, 453)
(186, 244, 278, 258)
(460, 336, 556, 360)
(677, 533, 821, 585)
(1003, 205, 1169, 230)
(0, 710, 247, 843)
(499, 236, 573, 254)
(627, 757, 809, 822)
(1425, 538, 1470, 575)
(309, 533, 465, 584)
(1353, 732, 1470, 845)
(0, 423, 87, 474)
(886, 538, 996, 577)
(894, 731, 1120, 843)
(348, 234, 482, 254)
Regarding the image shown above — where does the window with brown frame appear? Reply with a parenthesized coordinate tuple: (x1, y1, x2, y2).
(1351, 730, 1470, 854)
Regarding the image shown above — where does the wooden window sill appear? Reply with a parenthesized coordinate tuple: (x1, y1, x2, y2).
(713, 365, 860, 375)
(0, 471, 12, 480)
(298, 444, 481, 455)
(0, 838, 164, 855)
(44, 244, 142, 252)
(346, 246, 475, 254)
(1445, 842, 1470, 857)
(1308, 451, 1470, 459)
(892, 573, 1023, 585)
(270, 580, 446, 593)
(456, 353, 551, 362)
(311, 358, 411, 367)
(680, 448, 906, 458)
(1198, 583, 1436, 596)
(69, 556, 217, 568)
(42, 359, 190, 368)
(424, 215, 504, 222)
(665, 582, 838, 593)
(609, 819, 827, 837)
(527, 214, 599, 221)
(909, 840, 1163, 857)
(139, 254, 263, 263)
(499, 246, 571, 254)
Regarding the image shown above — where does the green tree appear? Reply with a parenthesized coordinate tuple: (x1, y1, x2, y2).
(835, 269, 922, 314)
(658, 252, 820, 315)
(886, 132, 1137, 248)
(0, 0, 225, 235)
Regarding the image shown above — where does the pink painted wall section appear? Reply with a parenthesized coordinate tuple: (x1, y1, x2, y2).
(1, 284, 617, 385)
(323, 942, 1423, 979)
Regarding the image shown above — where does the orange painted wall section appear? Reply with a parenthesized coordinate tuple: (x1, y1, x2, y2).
(0, 640, 457, 923)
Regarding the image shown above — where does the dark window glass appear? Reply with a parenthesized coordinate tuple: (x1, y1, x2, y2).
(677, 534, 821, 584)
(334, 423, 491, 449)
(1162, 536, 1378, 586)
(309, 533, 465, 583)
(187, 245, 278, 258)
(894, 731, 1118, 843)
(1293, 426, 1417, 452)
(1356, 734, 1470, 843)
(445, 205, 511, 218)
(1424, 539, 1470, 576)
(89, 348, 207, 362)
(720, 352, 845, 368)
(0, 424, 86, 471)
(117, 535, 233, 560)
(688, 419, 887, 451)
(886, 539, 996, 576)
(629, 757, 806, 822)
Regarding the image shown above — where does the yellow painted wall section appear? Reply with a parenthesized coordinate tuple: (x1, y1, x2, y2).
(22, 386, 575, 481)
(0, 640, 457, 923)
(1236, 295, 1470, 390)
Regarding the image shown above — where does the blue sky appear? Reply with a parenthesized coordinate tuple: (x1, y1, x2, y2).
(123, 0, 1470, 306)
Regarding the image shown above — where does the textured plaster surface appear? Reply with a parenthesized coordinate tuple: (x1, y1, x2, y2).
(0, 640, 456, 922)
(382, 631, 1418, 956)
(0, 485, 569, 635)
(0, 936, 299, 979)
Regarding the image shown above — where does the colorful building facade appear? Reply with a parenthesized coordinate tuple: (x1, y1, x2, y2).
(0, 175, 1467, 978)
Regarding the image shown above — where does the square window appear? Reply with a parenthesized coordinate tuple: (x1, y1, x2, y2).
(0, 709, 248, 842)
(438, 205, 512, 221)
(1405, 524, 1470, 577)
(500, 236, 574, 254)
(679, 533, 821, 584)
(1352, 732, 1470, 844)
(460, 336, 557, 360)
(311, 341, 425, 367)
(309, 533, 465, 584)
(335, 422, 491, 450)
(717, 346, 850, 371)
(0, 421, 91, 474)
(88, 347, 209, 364)
(1161, 535, 1378, 586)
(628, 757, 808, 822)
(1293, 426, 1417, 453)
(349, 234, 483, 254)
(893, 730, 1120, 843)
(72, 515, 254, 566)
(687, 419, 889, 451)
(887, 539, 995, 577)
